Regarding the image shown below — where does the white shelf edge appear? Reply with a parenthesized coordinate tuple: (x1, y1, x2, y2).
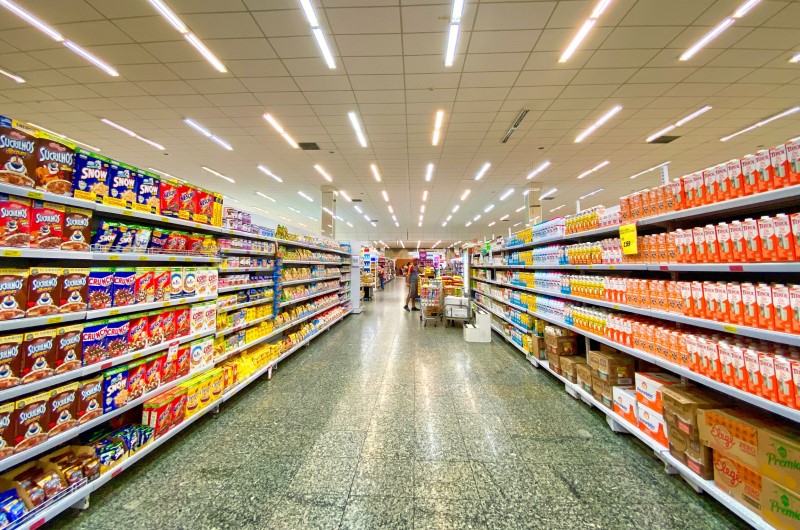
(278, 287, 341, 307)
(85, 293, 218, 320)
(216, 298, 273, 313)
(214, 314, 274, 338)
(0, 311, 85, 333)
(218, 267, 274, 273)
(280, 276, 338, 286)
(472, 299, 532, 334)
(217, 281, 274, 293)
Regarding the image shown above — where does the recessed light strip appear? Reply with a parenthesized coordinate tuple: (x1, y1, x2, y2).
(580, 188, 604, 200)
(147, 0, 226, 72)
(539, 187, 558, 200)
(720, 106, 800, 142)
(646, 106, 712, 142)
(184, 119, 232, 151)
(347, 112, 367, 147)
(370, 164, 382, 182)
(500, 189, 514, 201)
(298, 191, 314, 202)
(201, 166, 235, 183)
(432, 110, 444, 146)
(559, 0, 613, 63)
(263, 114, 299, 149)
(576, 160, 610, 179)
(460, 189, 471, 201)
(444, 0, 465, 66)
(256, 191, 276, 203)
(425, 163, 434, 182)
(680, 0, 760, 62)
(314, 164, 333, 182)
(629, 161, 671, 180)
(0, 67, 24, 83)
(527, 160, 551, 180)
(298, 0, 336, 68)
(791, 52, 800, 64)
(575, 105, 622, 143)
(257, 165, 283, 183)
(29, 122, 101, 152)
(474, 162, 491, 181)
(101, 119, 164, 150)
(550, 204, 566, 212)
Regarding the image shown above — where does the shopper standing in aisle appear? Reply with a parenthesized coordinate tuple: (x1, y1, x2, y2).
(404, 259, 420, 311)
(378, 264, 385, 290)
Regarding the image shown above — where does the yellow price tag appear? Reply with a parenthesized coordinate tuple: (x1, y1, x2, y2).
(619, 223, 638, 255)
(169, 257, 177, 261)
(47, 316, 63, 324)
(2, 249, 22, 257)
(723, 324, 738, 334)
(26, 191, 43, 200)
(139, 256, 149, 261)
(109, 255, 120, 261)
(109, 309, 120, 316)
(184, 257, 191, 262)
(122, 210, 133, 216)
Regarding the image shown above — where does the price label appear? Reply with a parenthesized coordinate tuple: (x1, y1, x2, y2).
(132, 351, 144, 360)
(169, 257, 177, 261)
(122, 210, 133, 216)
(723, 324, 738, 334)
(109, 255, 120, 261)
(109, 309, 120, 316)
(47, 316, 63, 324)
(608, 265, 616, 270)
(2, 249, 21, 257)
(26, 191, 43, 200)
(161, 217, 170, 222)
(184, 257, 191, 262)
(162, 301, 172, 307)
(139, 256, 149, 261)
(619, 223, 639, 255)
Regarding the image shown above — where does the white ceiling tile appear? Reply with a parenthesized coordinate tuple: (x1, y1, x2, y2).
(463, 52, 528, 72)
(459, 71, 519, 88)
(252, 10, 311, 37)
(227, 59, 291, 77)
(516, 69, 578, 86)
(112, 17, 182, 43)
(335, 35, 402, 56)
(627, 67, 697, 83)
(169, 0, 248, 12)
(183, 13, 263, 38)
(326, 7, 401, 34)
(763, 2, 800, 29)
(355, 90, 405, 104)
(142, 42, 201, 63)
(343, 56, 404, 75)
(733, 28, 800, 50)
(121, 64, 181, 81)
(602, 26, 684, 50)
(241, 77, 299, 92)
(205, 38, 277, 61)
(620, 0, 716, 26)
(351, 74, 405, 90)
(706, 49, 784, 68)
(167, 61, 229, 79)
(585, 49, 660, 69)
(474, 2, 557, 31)
(468, 30, 540, 54)
(507, 86, 564, 99)
(571, 68, 636, 85)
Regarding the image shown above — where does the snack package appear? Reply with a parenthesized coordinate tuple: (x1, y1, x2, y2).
(152, 267, 171, 301)
(144, 353, 165, 393)
(34, 131, 75, 195)
(0, 194, 31, 248)
(134, 171, 160, 214)
(105, 316, 130, 358)
(161, 310, 175, 339)
(26, 267, 61, 317)
(77, 376, 102, 424)
(148, 311, 164, 345)
(126, 359, 147, 401)
(159, 179, 180, 218)
(62, 206, 92, 251)
(111, 267, 135, 307)
(104, 161, 137, 209)
(111, 224, 135, 253)
(72, 148, 110, 203)
(0, 116, 37, 188)
(90, 221, 119, 252)
(132, 225, 152, 253)
(0, 403, 15, 460)
(170, 268, 184, 299)
(174, 307, 190, 336)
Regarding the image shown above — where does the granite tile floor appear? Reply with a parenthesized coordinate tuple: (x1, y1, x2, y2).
(51, 280, 746, 529)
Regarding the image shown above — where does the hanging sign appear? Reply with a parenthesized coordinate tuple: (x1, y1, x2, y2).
(619, 223, 638, 255)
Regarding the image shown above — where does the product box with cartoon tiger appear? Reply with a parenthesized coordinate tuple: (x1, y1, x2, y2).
(13, 389, 54, 452)
(0, 116, 37, 188)
(0, 194, 31, 248)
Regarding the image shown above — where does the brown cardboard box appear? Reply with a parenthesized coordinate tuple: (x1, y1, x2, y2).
(576, 363, 593, 393)
(559, 355, 586, 384)
(591, 374, 604, 402)
(698, 408, 762, 469)
(713, 450, 762, 515)
(685, 443, 714, 480)
(587, 350, 602, 374)
(601, 383, 615, 409)
(529, 335, 546, 360)
(545, 337, 577, 356)
(762, 476, 800, 530)
(758, 424, 800, 495)
(668, 423, 690, 462)
(599, 343, 617, 354)
(546, 351, 561, 374)
(662, 385, 727, 438)
(593, 350, 634, 385)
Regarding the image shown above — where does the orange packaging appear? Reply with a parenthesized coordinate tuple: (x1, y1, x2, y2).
(744, 348, 763, 396)
(792, 359, 800, 410)
(666, 231, 677, 263)
(642, 188, 653, 218)
(757, 216, 777, 262)
(674, 229, 686, 263)
(685, 333, 701, 372)
(691, 281, 705, 318)
(702, 282, 717, 320)
(727, 282, 744, 324)
(703, 168, 718, 204)
(629, 192, 642, 220)
(769, 144, 790, 189)
(699, 408, 762, 468)
(654, 186, 666, 215)
(791, 213, 800, 260)
(742, 218, 762, 263)
(774, 356, 795, 408)
(717, 282, 730, 319)
(730, 345, 748, 390)
(635, 372, 680, 413)
(727, 158, 745, 199)
(718, 341, 736, 386)
(716, 223, 732, 263)
(790, 285, 800, 335)
(693, 226, 707, 263)
(771, 213, 794, 262)
(754, 149, 774, 193)
(755, 283, 775, 331)
(660, 184, 672, 212)
(786, 138, 800, 186)
(671, 178, 687, 211)
(729, 221, 746, 262)
(741, 283, 758, 327)
(637, 402, 668, 447)
(656, 233, 667, 263)
(619, 195, 630, 223)
(741, 155, 759, 196)
(759, 351, 778, 402)
(713, 452, 762, 515)
(700, 337, 722, 380)
(714, 163, 731, 201)
(704, 225, 719, 263)
(679, 281, 692, 316)
(772, 284, 791, 333)
(613, 386, 637, 425)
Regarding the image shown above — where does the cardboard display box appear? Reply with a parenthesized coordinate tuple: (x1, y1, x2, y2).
(559, 355, 586, 384)
(762, 476, 800, 530)
(698, 408, 762, 469)
(591, 373, 604, 402)
(661, 385, 728, 438)
(613, 386, 637, 425)
(637, 402, 668, 447)
(635, 372, 681, 413)
(576, 363, 593, 393)
(594, 350, 635, 386)
(713, 450, 762, 515)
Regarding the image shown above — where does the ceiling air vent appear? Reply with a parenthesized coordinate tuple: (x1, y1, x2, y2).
(351, 199, 363, 202)
(650, 135, 679, 144)
(298, 142, 320, 150)
(542, 196, 555, 200)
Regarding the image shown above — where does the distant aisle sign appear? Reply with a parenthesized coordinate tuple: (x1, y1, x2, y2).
(620, 223, 638, 255)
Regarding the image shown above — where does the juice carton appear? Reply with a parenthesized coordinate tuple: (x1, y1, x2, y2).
(744, 347, 763, 395)
(756, 283, 775, 331)
(759, 351, 778, 402)
(672, 178, 687, 211)
(774, 356, 795, 408)
(786, 137, 800, 186)
(729, 221, 746, 263)
(790, 285, 800, 335)
(703, 168, 718, 204)
(792, 213, 800, 261)
(773, 214, 795, 262)
(741, 155, 759, 196)
(717, 223, 732, 263)
(755, 150, 774, 193)
(769, 144, 790, 189)
(772, 284, 791, 333)
(691, 281, 705, 318)
(727, 158, 745, 199)
(727, 282, 744, 325)
(741, 283, 758, 327)
(714, 163, 730, 201)
(704, 225, 719, 263)
(693, 227, 707, 263)
(742, 218, 762, 262)
(758, 216, 777, 262)
(730, 345, 748, 390)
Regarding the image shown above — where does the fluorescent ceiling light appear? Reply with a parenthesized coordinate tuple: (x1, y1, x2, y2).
(148, 168, 183, 181)
(680, 18, 734, 61)
(101, 119, 164, 150)
(527, 160, 551, 180)
(522, 190, 530, 196)
(629, 161, 671, 180)
(433, 240, 441, 247)
(733, 0, 761, 18)
(421, 205, 426, 213)
(442, 222, 448, 227)
(791, 52, 800, 63)
(148, 0, 187, 32)
(382, 190, 389, 202)
(0, 68, 24, 83)
(446, 215, 452, 221)
(348, 111, 367, 147)
(388, 205, 394, 214)
(575, 105, 622, 143)
(484, 204, 494, 213)
(184, 119, 232, 150)
(298, 0, 336, 68)
(422, 190, 428, 202)
(347, 222, 353, 228)
(647, 106, 712, 142)
(560, 18, 595, 63)
(400, 241, 405, 248)
(148, 0, 227, 74)
(364, 214, 371, 221)
(488, 221, 496, 227)
(417, 240, 421, 249)
(474, 162, 491, 181)
(0, 0, 63, 41)
(425, 163, 434, 182)
(370, 163, 381, 182)
(473, 214, 481, 221)
(222, 195, 238, 203)
(500, 214, 509, 221)
(253, 207, 270, 215)
(308, 216, 317, 221)
(314, 164, 333, 182)
(720, 106, 800, 142)
(288, 207, 301, 213)
(257, 165, 283, 183)
(576, 160, 610, 179)
(539, 187, 558, 200)
(395, 222, 400, 227)
(499, 189, 514, 201)
(513, 222, 522, 227)
(63, 41, 118, 76)
(550, 204, 566, 212)
(29, 122, 100, 151)
(354, 205, 362, 214)
(465, 221, 472, 227)
(340, 190, 351, 202)
(419, 214, 424, 221)
(515, 206, 525, 213)
(299, 0, 319, 26)
(452, 205, 460, 213)
(444, 24, 459, 67)
(460, 189, 471, 201)
(432, 110, 444, 145)
(202, 166, 235, 183)
(263, 114, 299, 148)
(579, 188, 604, 200)
(591, 0, 613, 18)
(646, 125, 677, 143)
(256, 191, 276, 203)
(322, 206, 334, 215)
(392, 215, 397, 221)
(298, 191, 314, 202)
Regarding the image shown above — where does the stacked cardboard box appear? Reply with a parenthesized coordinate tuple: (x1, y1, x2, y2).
(613, 386, 637, 425)
(589, 349, 636, 408)
(544, 325, 578, 375)
(634, 372, 680, 447)
(559, 355, 586, 385)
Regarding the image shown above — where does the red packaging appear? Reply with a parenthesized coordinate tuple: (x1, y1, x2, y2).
(193, 190, 213, 224)
(716, 223, 733, 263)
(730, 346, 748, 390)
(742, 218, 762, 262)
(741, 283, 758, 328)
(153, 268, 171, 301)
(754, 150, 774, 193)
(741, 155, 759, 196)
(714, 163, 731, 201)
(703, 168, 718, 204)
(185, 234, 205, 254)
(691, 281, 705, 319)
(148, 311, 164, 345)
(671, 178, 686, 211)
(133, 269, 154, 304)
(159, 180, 180, 218)
(757, 216, 777, 262)
(176, 345, 190, 377)
(773, 214, 795, 262)
(729, 221, 746, 263)
(719, 341, 736, 386)
(704, 225, 719, 263)
(177, 184, 196, 221)
(759, 352, 778, 401)
(702, 282, 716, 320)
(161, 310, 175, 339)
(126, 359, 147, 400)
(169, 387, 187, 426)
(30, 200, 64, 250)
(142, 390, 173, 439)
(786, 138, 800, 186)
(0, 194, 31, 248)
(174, 307, 190, 336)
(792, 359, 800, 409)
(128, 313, 150, 351)
(727, 283, 744, 325)
(144, 353, 165, 393)
(772, 284, 791, 333)
(775, 356, 795, 408)
(770, 144, 791, 189)
(743, 348, 762, 395)
(726, 158, 745, 198)
(790, 285, 800, 335)
(161, 353, 176, 384)
(755, 283, 775, 331)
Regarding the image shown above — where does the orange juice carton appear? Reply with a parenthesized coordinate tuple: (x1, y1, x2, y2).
(619, 195, 630, 222)
(770, 144, 791, 189)
(729, 221, 746, 262)
(672, 178, 687, 210)
(635, 372, 680, 413)
(638, 401, 668, 447)
(773, 284, 791, 333)
(759, 351, 778, 402)
(727, 158, 745, 198)
(700, 337, 722, 381)
(744, 347, 764, 396)
(727, 282, 744, 324)
(691, 281, 706, 319)
(742, 218, 763, 262)
(742, 282, 758, 327)
(693, 226, 707, 263)
(758, 216, 778, 262)
(742, 155, 759, 196)
(717, 282, 730, 319)
(666, 231, 677, 262)
(762, 476, 800, 530)
(629, 192, 642, 220)
(698, 408, 761, 468)
(674, 229, 687, 263)
(791, 213, 800, 260)
(790, 285, 800, 335)
(704, 225, 720, 263)
(691, 171, 706, 207)
(786, 137, 800, 186)
(714, 163, 731, 201)
(655, 185, 667, 213)
(703, 168, 719, 204)
(713, 451, 762, 514)
(702, 282, 717, 320)
(756, 283, 775, 331)
(641, 188, 652, 218)
(613, 385, 637, 425)
(755, 149, 775, 193)
(773, 214, 795, 261)
(774, 355, 795, 409)
(716, 223, 733, 263)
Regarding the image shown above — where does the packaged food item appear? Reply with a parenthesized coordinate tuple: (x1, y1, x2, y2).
(80, 319, 107, 365)
(105, 316, 130, 358)
(104, 161, 137, 209)
(159, 179, 180, 217)
(133, 268, 154, 304)
(25, 267, 60, 317)
(77, 376, 102, 424)
(153, 267, 170, 301)
(754, 149, 774, 193)
(161, 309, 175, 339)
(165, 231, 187, 253)
(148, 227, 168, 252)
(0, 269, 27, 321)
(72, 148, 110, 202)
(183, 268, 196, 297)
(58, 268, 88, 313)
(176, 345, 190, 377)
(112, 267, 135, 307)
(55, 324, 82, 374)
(132, 225, 152, 252)
(87, 267, 114, 309)
(111, 224, 135, 253)
(0, 402, 14, 460)
(177, 184, 196, 220)
(170, 386, 188, 426)
(148, 311, 164, 344)
(48, 382, 78, 435)
(742, 218, 762, 262)
(193, 189, 213, 223)
(727, 158, 744, 198)
(0, 116, 37, 188)
(741, 155, 759, 196)
(170, 268, 184, 299)
(0, 334, 22, 390)
(34, 131, 75, 195)
(13, 390, 53, 452)
(128, 313, 150, 351)
(30, 200, 64, 249)
(90, 221, 118, 252)
(144, 353, 165, 393)
(134, 171, 160, 214)
(126, 359, 147, 400)
(20, 328, 56, 383)
(0, 194, 31, 248)
(787, 138, 800, 186)
(102, 365, 128, 413)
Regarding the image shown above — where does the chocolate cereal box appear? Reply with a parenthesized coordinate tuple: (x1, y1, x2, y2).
(48, 382, 78, 435)
(78, 376, 102, 424)
(34, 131, 75, 195)
(26, 267, 61, 317)
(0, 402, 14, 460)
(58, 268, 88, 313)
(21, 328, 56, 383)
(30, 200, 64, 250)
(13, 390, 53, 451)
(72, 149, 110, 203)
(0, 194, 31, 248)
(134, 171, 160, 215)
(0, 334, 22, 390)
(0, 116, 37, 188)
(55, 323, 82, 374)
(62, 206, 91, 251)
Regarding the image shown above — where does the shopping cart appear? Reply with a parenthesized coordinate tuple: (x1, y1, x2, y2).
(419, 278, 443, 327)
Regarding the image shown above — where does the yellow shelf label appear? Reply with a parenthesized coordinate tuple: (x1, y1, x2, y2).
(122, 210, 133, 216)
(620, 223, 639, 255)
(723, 324, 738, 334)
(47, 316, 63, 324)
(109, 255, 120, 261)
(26, 191, 43, 200)
(169, 257, 177, 261)
(139, 256, 149, 261)
(2, 249, 22, 257)
(109, 309, 120, 316)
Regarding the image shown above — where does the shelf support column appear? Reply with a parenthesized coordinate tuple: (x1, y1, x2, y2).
(525, 182, 542, 225)
(322, 185, 336, 238)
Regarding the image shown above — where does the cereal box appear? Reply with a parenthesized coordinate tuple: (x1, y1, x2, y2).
(87, 267, 114, 310)
(193, 189, 213, 224)
(153, 267, 170, 301)
(128, 313, 150, 351)
(170, 268, 184, 299)
(61, 205, 91, 252)
(0, 194, 30, 248)
(0, 402, 14, 460)
(72, 149, 110, 203)
(13, 390, 53, 452)
(127, 358, 147, 401)
(144, 353, 165, 393)
(161, 309, 175, 339)
(177, 183, 196, 220)
(55, 323, 82, 374)
(134, 268, 154, 304)
(112, 267, 136, 307)
(0, 116, 37, 188)
(81, 319, 107, 365)
(0, 334, 22, 390)
(34, 131, 75, 195)
(77, 376, 102, 424)
(111, 224, 135, 253)
(20, 328, 57, 384)
(26, 267, 61, 317)
(176, 345, 190, 377)
(148, 310, 164, 345)
(189, 339, 204, 370)
(102, 365, 129, 413)
(134, 171, 160, 214)
(104, 161, 138, 209)
(48, 382, 78, 435)
(170, 386, 187, 426)
(189, 305, 204, 335)
(183, 268, 196, 298)
(0, 269, 27, 321)
(175, 306, 190, 337)
(162, 350, 176, 384)
(105, 316, 130, 359)
(91, 221, 118, 252)
(142, 391, 173, 439)
(58, 268, 88, 313)
(159, 179, 180, 218)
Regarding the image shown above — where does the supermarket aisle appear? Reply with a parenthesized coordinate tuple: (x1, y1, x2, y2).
(53, 281, 744, 530)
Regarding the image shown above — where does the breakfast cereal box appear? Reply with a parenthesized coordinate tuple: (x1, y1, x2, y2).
(62, 206, 91, 251)
(177, 184, 196, 221)
(72, 148, 110, 203)
(55, 323, 82, 374)
(34, 131, 75, 195)
(134, 171, 160, 214)
(30, 200, 64, 250)
(193, 189, 213, 224)
(159, 179, 180, 218)
(0, 194, 30, 248)
(0, 116, 37, 188)
(13, 390, 53, 452)
(102, 365, 129, 413)
(104, 161, 137, 209)
(48, 382, 78, 435)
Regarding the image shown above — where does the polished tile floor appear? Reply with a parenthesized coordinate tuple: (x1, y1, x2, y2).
(53, 280, 745, 529)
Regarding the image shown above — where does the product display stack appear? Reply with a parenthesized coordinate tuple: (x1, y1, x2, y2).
(470, 136, 800, 530)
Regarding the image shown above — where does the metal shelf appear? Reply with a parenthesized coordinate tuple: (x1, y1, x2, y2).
(472, 299, 532, 334)
(0, 311, 84, 333)
(219, 248, 274, 256)
(278, 287, 341, 307)
(218, 267, 274, 273)
(92, 252, 219, 263)
(214, 314, 274, 338)
(274, 238, 351, 256)
(280, 276, 336, 286)
(0, 247, 93, 260)
(86, 293, 217, 320)
(218, 281, 273, 293)
(216, 298, 273, 313)
(282, 260, 346, 266)
(489, 323, 534, 361)
(474, 261, 800, 273)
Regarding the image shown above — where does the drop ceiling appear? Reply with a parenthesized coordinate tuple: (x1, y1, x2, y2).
(0, 0, 799, 249)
